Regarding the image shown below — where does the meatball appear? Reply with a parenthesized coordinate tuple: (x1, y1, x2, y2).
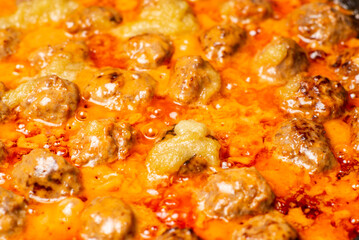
(124, 34, 173, 70)
(169, 56, 221, 105)
(12, 149, 81, 202)
(290, 3, 356, 45)
(220, 0, 273, 25)
(254, 37, 309, 85)
(157, 228, 201, 240)
(80, 196, 134, 240)
(200, 24, 246, 62)
(0, 28, 20, 60)
(0, 188, 26, 238)
(197, 167, 275, 220)
(83, 68, 156, 111)
(269, 118, 337, 173)
(69, 119, 134, 167)
(146, 120, 221, 176)
(66, 6, 122, 34)
(278, 75, 347, 122)
(232, 213, 298, 240)
(3, 75, 80, 126)
(331, 49, 359, 91)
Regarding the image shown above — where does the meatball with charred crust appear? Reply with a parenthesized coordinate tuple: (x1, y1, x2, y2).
(290, 3, 356, 46)
(69, 119, 134, 167)
(83, 68, 156, 111)
(0, 27, 20, 60)
(3, 75, 80, 126)
(200, 24, 246, 62)
(12, 149, 81, 202)
(197, 167, 275, 220)
(0, 188, 27, 238)
(232, 213, 298, 240)
(80, 196, 134, 240)
(254, 37, 309, 85)
(157, 228, 201, 240)
(278, 75, 347, 122)
(269, 118, 337, 173)
(66, 6, 122, 34)
(220, 0, 273, 25)
(169, 56, 221, 105)
(124, 33, 173, 70)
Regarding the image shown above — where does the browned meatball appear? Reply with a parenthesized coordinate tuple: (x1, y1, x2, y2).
(0, 188, 26, 238)
(124, 34, 173, 70)
(80, 196, 134, 240)
(200, 24, 246, 62)
(254, 37, 309, 85)
(197, 167, 275, 220)
(69, 119, 134, 167)
(157, 228, 201, 240)
(278, 75, 347, 122)
(169, 56, 221, 105)
(220, 0, 273, 25)
(12, 149, 81, 202)
(0, 28, 20, 60)
(290, 3, 356, 46)
(66, 6, 122, 34)
(232, 213, 298, 240)
(83, 68, 156, 111)
(269, 118, 337, 173)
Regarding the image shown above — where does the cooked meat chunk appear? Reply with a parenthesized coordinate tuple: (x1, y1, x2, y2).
(0, 188, 26, 238)
(3, 75, 80, 126)
(157, 228, 201, 240)
(0, 140, 7, 162)
(290, 3, 356, 46)
(0, 82, 9, 122)
(232, 213, 298, 240)
(220, 0, 273, 25)
(269, 118, 337, 173)
(124, 34, 173, 70)
(200, 24, 246, 62)
(197, 167, 275, 220)
(350, 108, 359, 153)
(83, 68, 156, 111)
(69, 119, 134, 167)
(169, 56, 221, 105)
(12, 149, 81, 202)
(66, 6, 122, 34)
(80, 196, 134, 240)
(254, 37, 309, 85)
(0, 28, 20, 60)
(278, 75, 347, 122)
(29, 41, 89, 81)
(146, 120, 220, 176)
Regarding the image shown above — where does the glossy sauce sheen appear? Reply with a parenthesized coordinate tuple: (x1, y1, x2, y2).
(0, 0, 359, 239)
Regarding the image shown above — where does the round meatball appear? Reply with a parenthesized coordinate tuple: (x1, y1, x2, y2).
(220, 0, 273, 25)
(270, 118, 337, 173)
(200, 24, 246, 62)
(232, 213, 298, 240)
(83, 68, 156, 111)
(0, 188, 26, 238)
(169, 56, 221, 105)
(290, 3, 356, 45)
(331, 49, 359, 91)
(12, 75, 80, 126)
(278, 75, 347, 122)
(0, 28, 20, 60)
(254, 37, 309, 85)
(197, 167, 275, 220)
(69, 119, 134, 167)
(124, 34, 173, 70)
(66, 6, 122, 34)
(12, 149, 81, 202)
(157, 228, 201, 240)
(80, 196, 134, 240)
